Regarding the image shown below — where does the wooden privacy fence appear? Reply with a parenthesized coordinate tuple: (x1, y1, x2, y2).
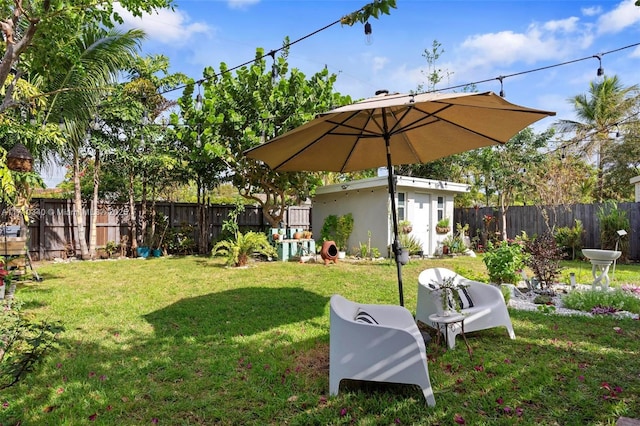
(15, 198, 639, 261)
(455, 202, 640, 261)
(22, 199, 311, 260)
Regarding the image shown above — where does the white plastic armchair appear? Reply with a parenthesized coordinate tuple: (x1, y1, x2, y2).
(415, 268, 515, 349)
(329, 294, 435, 406)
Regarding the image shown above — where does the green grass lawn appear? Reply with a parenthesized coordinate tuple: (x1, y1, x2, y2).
(2, 255, 639, 425)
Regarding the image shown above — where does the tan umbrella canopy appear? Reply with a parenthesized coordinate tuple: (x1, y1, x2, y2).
(245, 90, 555, 306)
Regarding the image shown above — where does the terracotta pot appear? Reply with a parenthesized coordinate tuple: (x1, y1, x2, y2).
(293, 231, 303, 240)
(320, 240, 339, 265)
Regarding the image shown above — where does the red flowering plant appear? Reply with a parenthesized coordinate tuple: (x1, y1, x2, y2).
(482, 214, 495, 230)
(0, 260, 8, 288)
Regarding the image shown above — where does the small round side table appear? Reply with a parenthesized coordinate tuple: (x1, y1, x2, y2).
(428, 313, 473, 359)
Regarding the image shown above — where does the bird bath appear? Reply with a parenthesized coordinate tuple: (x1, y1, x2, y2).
(582, 249, 622, 290)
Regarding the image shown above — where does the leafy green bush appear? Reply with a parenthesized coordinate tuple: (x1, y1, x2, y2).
(320, 213, 354, 251)
(562, 289, 640, 314)
(554, 219, 584, 260)
(399, 233, 423, 255)
(596, 202, 629, 252)
(482, 240, 527, 284)
(211, 201, 277, 266)
(211, 231, 277, 267)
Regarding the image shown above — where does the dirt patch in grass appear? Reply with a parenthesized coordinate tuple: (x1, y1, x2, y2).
(295, 342, 329, 382)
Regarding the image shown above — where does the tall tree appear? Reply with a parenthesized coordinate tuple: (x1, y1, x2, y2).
(49, 28, 145, 259)
(556, 76, 639, 201)
(200, 45, 352, 227)
(467, 128, 553, 240)
(172, 81, 226, 254)
(0, 0, 173, 113)
(601, 118, 640, 201)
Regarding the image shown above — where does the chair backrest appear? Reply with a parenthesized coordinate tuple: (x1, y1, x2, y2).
(330, 294, 358, 323)
(418, 267, 460, 288)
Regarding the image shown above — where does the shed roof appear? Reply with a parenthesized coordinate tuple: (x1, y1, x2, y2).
(315, 175, 469, 195)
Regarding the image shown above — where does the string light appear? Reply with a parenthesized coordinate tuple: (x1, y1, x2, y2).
(418, 42, 640, 96)
(497, 76, 505, 97)
(364, 21, 372, 45)
(195, 81, 203, 111)
(594, 54, 604, 77)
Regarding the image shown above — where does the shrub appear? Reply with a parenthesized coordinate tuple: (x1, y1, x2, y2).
(320, 213, 354, 251)
(399, 233, 423, 255)
(596, 202, 629, 253)
(211, 200, 277, 266)
(562, 289, 640, 314)
(554, 219, 584, 260)
(211, 231, 277, 267)
(524, 233, 563, 289)
(482, 240, 527, 284)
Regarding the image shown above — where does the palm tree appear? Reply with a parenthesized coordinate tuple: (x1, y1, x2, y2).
(45, 27, 145, 259)
(556, 76, 639, 201)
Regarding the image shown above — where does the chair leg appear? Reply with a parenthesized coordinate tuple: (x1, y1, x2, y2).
(507, 324, 516, 339)
(329, 375, 340, 396)
(422, 386, 436, 406)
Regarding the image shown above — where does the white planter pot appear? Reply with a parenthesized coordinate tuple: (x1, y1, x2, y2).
(338, 251, 346, 259)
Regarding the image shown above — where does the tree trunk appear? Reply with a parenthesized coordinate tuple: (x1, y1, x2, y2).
(88, 148, 100, 259)
(140, 171, 148, 247)
(73, 152, 89, 259)
(197, 178, 208, 254)
(128, 172, 137, 255)
(499, 192, 508, 241)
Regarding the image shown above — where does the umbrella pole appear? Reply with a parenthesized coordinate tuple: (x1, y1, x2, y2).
(383, 132, 404, 307)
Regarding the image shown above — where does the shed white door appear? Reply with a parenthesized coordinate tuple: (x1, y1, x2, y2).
(410, 192, 431, 255)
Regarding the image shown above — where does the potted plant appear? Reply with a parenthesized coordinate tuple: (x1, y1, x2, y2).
(436, 217, 450, 234)
(399, 220, 413, 234)
(429, 275, 467, 316)
(105, 241, 119, 259)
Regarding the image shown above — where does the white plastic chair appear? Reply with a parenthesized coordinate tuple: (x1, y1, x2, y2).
(415, 268, 515, 349)
(329, 294, 435, 406)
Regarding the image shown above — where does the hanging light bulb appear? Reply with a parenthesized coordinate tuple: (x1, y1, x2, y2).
(594, 54, 604, 77)
(58, 108, 65, 131)
(364, 21, 372, 45)
(268, 50, 277, 82)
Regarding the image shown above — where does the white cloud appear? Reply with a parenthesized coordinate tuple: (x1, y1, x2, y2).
(597, 0, 640, 34)
(228, 0, 260, 10)
(456, 19, 593, 72)
(372, 56, 389, 72)
(113, 3, 212, 45)
(543, 17, 579, 33)
(581, 6, 602, 17)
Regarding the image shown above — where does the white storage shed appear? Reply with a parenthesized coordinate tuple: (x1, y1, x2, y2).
(312, 175, 469, 258)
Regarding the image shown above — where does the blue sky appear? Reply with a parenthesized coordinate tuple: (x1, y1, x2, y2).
(42, 0, 640, 185)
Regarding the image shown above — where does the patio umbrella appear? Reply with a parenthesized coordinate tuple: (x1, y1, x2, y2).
(245, 90, 555, 306)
